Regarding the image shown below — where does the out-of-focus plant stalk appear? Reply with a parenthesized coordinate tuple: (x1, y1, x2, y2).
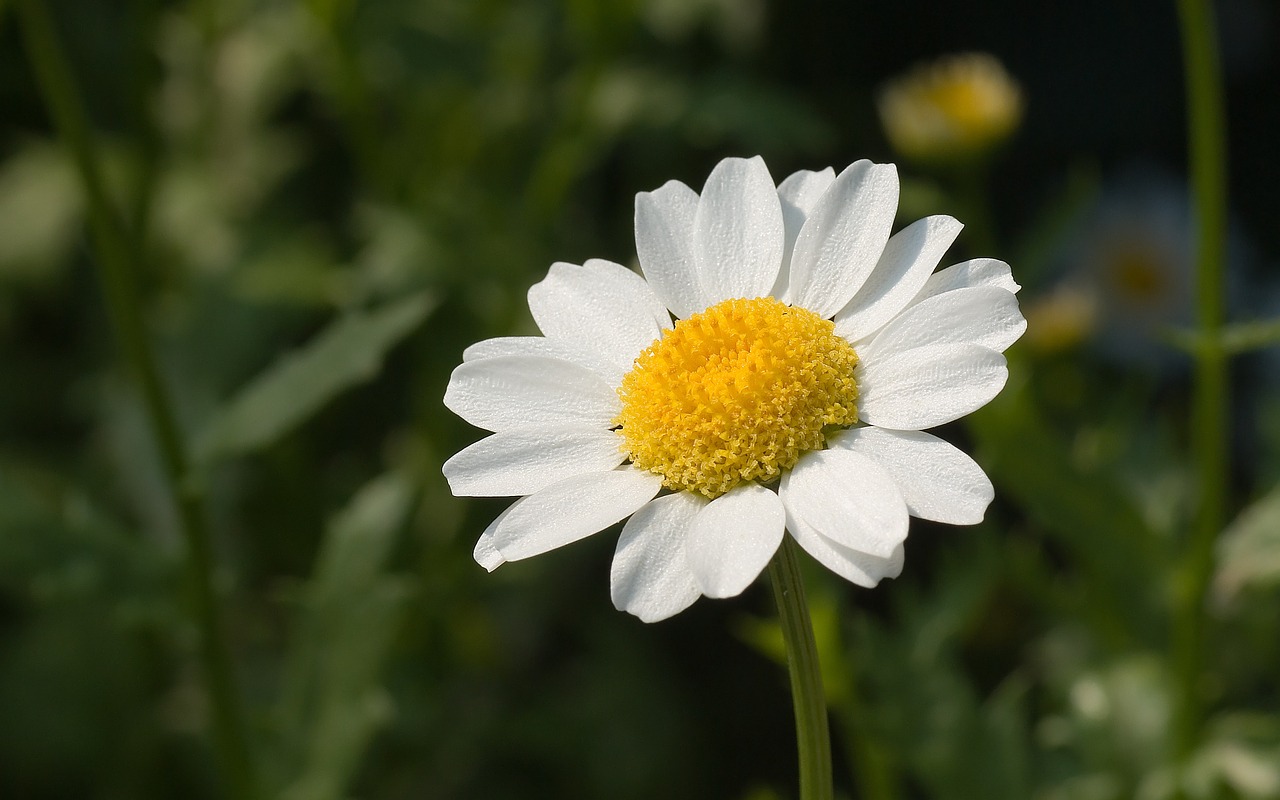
(1172, 0, 1228, 775)
(768, 537, 835, 800)
(15, 3, 258, 798)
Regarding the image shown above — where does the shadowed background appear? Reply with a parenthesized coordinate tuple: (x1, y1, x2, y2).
(1, 1, 1279, 798)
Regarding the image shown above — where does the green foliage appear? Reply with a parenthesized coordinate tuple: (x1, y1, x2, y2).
(0, 468, 176, 622)
(0, 143, 82, 282)
(1214, 485, 1280, 597)
(968, 377, 1168, 646)
(192, 294, 434, 465)
(272, 472, 416, 800)
(2, 0, 1279, 799)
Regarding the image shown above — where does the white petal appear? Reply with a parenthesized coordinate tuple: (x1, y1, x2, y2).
(443, 355, 620, 432)
(834, 215, 964, 342)
(635, 180, 706, 319)
(473, 503, 520, 572)
(829, 427, 994, 525)
(686, 484, 785, 598)
(585, 258, 673, 331)
(611, 493, 707, 622)
(693, 156, 785, 304)
(915, 257, 1021, 301)
(772, 168, 836, 302)
(857, 344, 1008, 430)
(779, 449, 908, 558)
(786, 516, 905, 588)
(527, 261, 668, 376)
(787, 161, 899, 318)
(443, 425, 626, 497)
(462, 336, 616, 382)
(474, 533, 506, 571)
(493, 467, 662, 560)
(861, 286, 1026, 359)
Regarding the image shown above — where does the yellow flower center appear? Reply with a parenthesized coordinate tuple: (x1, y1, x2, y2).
(1104, 240, 1176, 307)
(922, 79, 995, 130)
(616, 296, 860, 499)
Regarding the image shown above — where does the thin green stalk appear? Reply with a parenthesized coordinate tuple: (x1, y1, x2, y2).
(768, 537, 835, 800)
(1172, 0, 1229, 771)
(125, 0, 162, 244)
(16, 4, 258, 798)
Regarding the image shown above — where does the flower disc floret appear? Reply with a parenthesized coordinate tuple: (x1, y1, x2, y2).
(616, 296, 860, 499)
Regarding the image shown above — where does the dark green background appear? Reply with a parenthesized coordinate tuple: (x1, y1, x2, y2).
(1, 1, 1279, 798)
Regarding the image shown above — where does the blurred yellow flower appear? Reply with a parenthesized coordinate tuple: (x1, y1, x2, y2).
(878, 53, 1023, 163)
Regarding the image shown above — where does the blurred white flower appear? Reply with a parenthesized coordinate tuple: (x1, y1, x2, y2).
(444, 156, 1024, 621)
(1038, 167, 1250, 367)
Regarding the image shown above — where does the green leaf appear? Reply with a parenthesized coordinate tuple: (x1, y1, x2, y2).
(1165, 317, 1280, 357)
(0, 466, 177, 618)
(1008, 163, 1100, 291)
(1214, 484, 1280, 598)
(193, 293, 434, 464)
(1175, 713, 1280, 800)
(966, 382, 1165, 643)
(0, 471, 177, 795)
(0, 143, 82, 281)
(1221, 318, 1280, 354)
(850, 555, 1032, 800)
(967, 675, 1032, 800)
(272, 471, 417, 800)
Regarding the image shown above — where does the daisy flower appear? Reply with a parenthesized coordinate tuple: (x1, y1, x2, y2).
(444, 156, 1025, 622)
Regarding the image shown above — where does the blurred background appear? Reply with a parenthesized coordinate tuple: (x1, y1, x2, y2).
(2, 0, 1279, 798)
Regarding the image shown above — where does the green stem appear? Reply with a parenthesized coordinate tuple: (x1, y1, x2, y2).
(1172, 0, 1229, 771)
(768, 537, 834, 800)
(15, 4, 258, 798)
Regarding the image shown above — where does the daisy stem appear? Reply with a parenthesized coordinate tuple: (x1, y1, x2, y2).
(768, 536, 835, 800)
(15, 4, 258, 799)
(1172, 0, 1229, 775)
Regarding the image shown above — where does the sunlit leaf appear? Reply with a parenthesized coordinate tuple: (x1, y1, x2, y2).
(1214, 484, 1280, 598)
(967, 380, 1164, 641)
(1173, 713, 1280, 800)
(193, 293, 433, 464)
(273, 471, 417, 800)
(231, 238, 352, 308)
(0, 144, 82, 281)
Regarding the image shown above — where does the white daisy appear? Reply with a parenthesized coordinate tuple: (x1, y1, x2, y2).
(444, 156, 1025, 622)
